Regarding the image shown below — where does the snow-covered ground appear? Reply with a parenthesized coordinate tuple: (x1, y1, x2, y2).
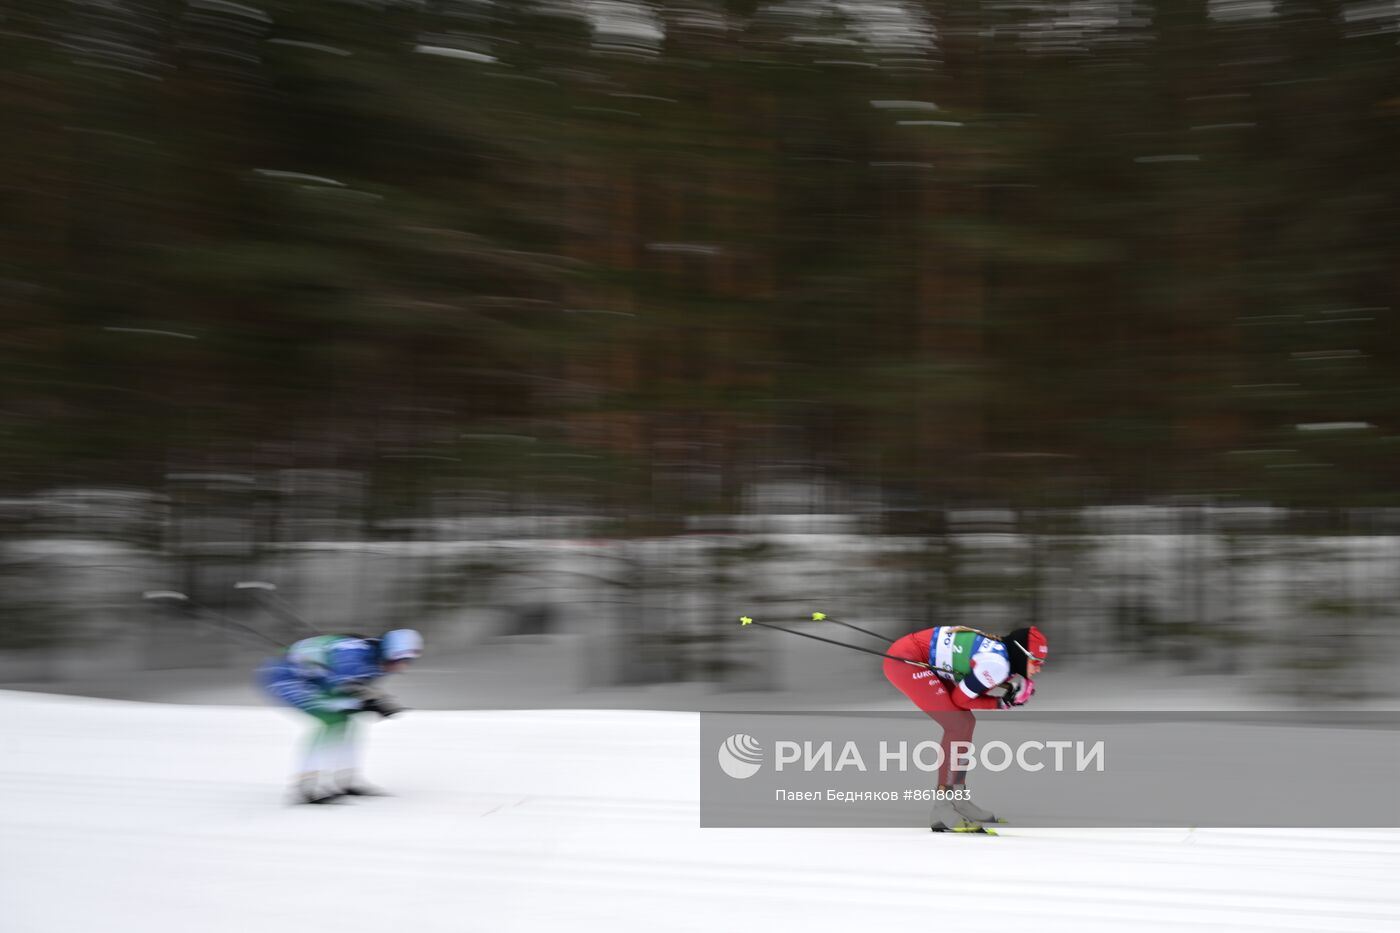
(3, 689, 1399, 933)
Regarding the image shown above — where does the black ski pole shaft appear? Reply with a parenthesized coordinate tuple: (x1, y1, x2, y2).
(234, 582, 321, 636)
(738, 616, 929, 668)
(817, 613, 1003, 645)
(808, 612, 897, 644)
(143, 591, 287, 649)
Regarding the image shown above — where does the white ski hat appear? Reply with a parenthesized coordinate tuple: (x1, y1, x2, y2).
(380, 629, 423, 661)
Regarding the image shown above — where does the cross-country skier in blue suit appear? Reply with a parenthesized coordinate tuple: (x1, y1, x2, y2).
(257, 629, 423, 804)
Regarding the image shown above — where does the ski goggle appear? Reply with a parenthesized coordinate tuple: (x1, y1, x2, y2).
(1014, 640, 1048, 663)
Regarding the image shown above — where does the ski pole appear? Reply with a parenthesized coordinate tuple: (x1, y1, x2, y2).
(813, 611, 1006, 644)
(233, 581, 322, 637)
(142, 590, 288, 649)
(808, 611, 898, 644)
(738, 616, 930, 668)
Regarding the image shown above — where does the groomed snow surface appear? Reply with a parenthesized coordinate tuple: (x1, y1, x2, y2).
(3, 690, 1399, 933)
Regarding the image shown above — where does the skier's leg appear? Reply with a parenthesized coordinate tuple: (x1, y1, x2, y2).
(921, 708, 1002, 821)
(333, 714, 355, 784)
(930, 709, 976, 786)
(295, 708, 350, 803)
(883, 650, 992, 830)
(332, 717, 392, 796)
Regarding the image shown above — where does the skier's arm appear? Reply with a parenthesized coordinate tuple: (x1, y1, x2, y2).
(948, 651, 1011, 711)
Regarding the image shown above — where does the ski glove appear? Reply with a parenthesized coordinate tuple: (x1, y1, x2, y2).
(998, 677, 1035, 709)
(341, 682, 406, 718)
(360, 695, 406, 718)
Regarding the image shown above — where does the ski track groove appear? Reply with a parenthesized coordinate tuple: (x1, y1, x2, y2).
(5, 818, 1397, 929)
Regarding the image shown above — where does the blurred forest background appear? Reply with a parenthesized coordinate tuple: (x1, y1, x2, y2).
(2, 0, 1399, 699)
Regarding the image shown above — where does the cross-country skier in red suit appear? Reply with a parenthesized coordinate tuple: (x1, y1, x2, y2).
(884, 624, 1048, 832)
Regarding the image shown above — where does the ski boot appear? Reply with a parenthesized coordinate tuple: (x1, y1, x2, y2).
(929, 799, 995, 834)
(293, 778, 344, 805)
(950, 789, 1001, 825)
(335, 771, 392, 797)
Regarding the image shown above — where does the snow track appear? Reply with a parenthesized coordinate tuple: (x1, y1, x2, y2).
(2, 690, 1398, 933)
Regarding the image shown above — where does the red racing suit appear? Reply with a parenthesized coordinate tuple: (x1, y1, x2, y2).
(883, 628, 1004, 785)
